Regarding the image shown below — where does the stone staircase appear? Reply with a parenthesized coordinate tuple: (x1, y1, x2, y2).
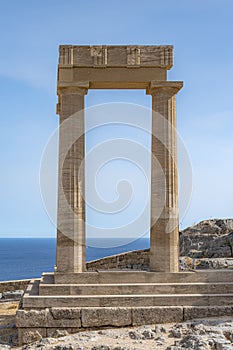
(23, 270, 233, 308)
(17, 270, 233, 345)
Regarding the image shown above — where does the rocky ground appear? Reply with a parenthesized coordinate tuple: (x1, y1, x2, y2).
(16, 318, 233, 350)
(1, 301, 233, 349)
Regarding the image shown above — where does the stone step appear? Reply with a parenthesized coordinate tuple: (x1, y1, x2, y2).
(23, 293, 233, 308)
(39, 282, 233, 296)
(41, 273, 54, 284)
(52, 270, 233, 284)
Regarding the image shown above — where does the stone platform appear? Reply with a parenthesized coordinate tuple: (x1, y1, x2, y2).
(16, 270, 233, 344)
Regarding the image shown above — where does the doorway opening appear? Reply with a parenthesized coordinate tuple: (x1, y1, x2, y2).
(85, 90, 151, 261)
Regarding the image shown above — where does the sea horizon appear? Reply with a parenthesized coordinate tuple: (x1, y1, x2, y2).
(0, 237, 149, 281)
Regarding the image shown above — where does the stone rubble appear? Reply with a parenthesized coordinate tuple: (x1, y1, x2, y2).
(7, 317, 233, 350)
(0, 291, 24, 301)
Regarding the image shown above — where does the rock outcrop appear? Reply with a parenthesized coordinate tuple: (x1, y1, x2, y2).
(179, 219, 233, 258)
(86, 219, 233, 272)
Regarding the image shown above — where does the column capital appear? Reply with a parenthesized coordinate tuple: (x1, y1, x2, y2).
(58, 81, 89, 96)
(146, 81, 183, 96)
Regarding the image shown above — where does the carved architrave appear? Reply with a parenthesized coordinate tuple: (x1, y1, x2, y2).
(90, 46, 107, 66)
(127, 46, 140, 66)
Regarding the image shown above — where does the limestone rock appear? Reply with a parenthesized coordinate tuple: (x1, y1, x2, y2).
(82, 307, 131, 327)
(21, 330, 42, 344)
(2, 290, 24, 300)
(53, 346, 75, 350)
(128, 330, 141, 340)
(141, 329, 155, 339)
(16, 309, 46, 327)
(49, 329, 69, 338)
(179, 219, 233, 258)
(132, 306, 183, 325)
(50, 307, 81, 320)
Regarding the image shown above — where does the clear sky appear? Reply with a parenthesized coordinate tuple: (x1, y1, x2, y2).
(0, 0, 233, 238)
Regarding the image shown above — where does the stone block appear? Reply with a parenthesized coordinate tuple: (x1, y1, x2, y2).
(16, 309, 46, 327)
(18, 327, 46, 345)
(46, 307, 81, 328)
(183, 306, 233, 321)
(2, 290, 24, 300)
(81, 307, 132, 327)
(132, 306, 183, 325)
(50, 307, 81, 320)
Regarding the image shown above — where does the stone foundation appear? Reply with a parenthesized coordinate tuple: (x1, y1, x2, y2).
(16, 270, 233, 345)
(17, 305, 233, 345)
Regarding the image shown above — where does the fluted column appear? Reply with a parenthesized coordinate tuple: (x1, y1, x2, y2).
(147, 81, 183, 272)
(56, 84, 88, 274)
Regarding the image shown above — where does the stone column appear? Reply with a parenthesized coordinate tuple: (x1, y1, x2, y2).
(147, 81, 183, 272)
(56, 84, 88, 274)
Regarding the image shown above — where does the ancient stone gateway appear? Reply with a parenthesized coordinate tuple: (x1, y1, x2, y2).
(16, 45, 233, 345)
(56, 45, 183, 277)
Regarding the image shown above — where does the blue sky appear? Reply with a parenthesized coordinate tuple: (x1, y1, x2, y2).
(0, 0, 233, 238)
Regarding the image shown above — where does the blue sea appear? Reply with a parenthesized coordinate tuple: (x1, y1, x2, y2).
(0, 238, 149, 281)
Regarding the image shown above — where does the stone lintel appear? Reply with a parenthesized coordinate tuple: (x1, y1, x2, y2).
(57, 67, 167, 88)
(53, 271, 197, 285)
(146, 80, 183, 95)
(59, 45, 173, 69)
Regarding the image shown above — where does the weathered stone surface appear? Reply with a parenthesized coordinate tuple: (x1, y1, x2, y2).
(59, 45, 173, 69)
(184, 306, 233, 321)
(46, 329, 69, 338)
(50, 307, 81, 320)
(16, 309, 46, 327)
(2, 290, 24, 300)
(0, 279, 31, 294)
(46, 308, 81, 328)
(81, 307, 131, 327)
(18, 328, 46, 345)
(179, 334, 209, 349)
(91, 346, 110, 350)
(180, 256, 233, 270)
(132, 307, 183, 325)
(180, 219, 233, 258)
(87, 249, 149, 271)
